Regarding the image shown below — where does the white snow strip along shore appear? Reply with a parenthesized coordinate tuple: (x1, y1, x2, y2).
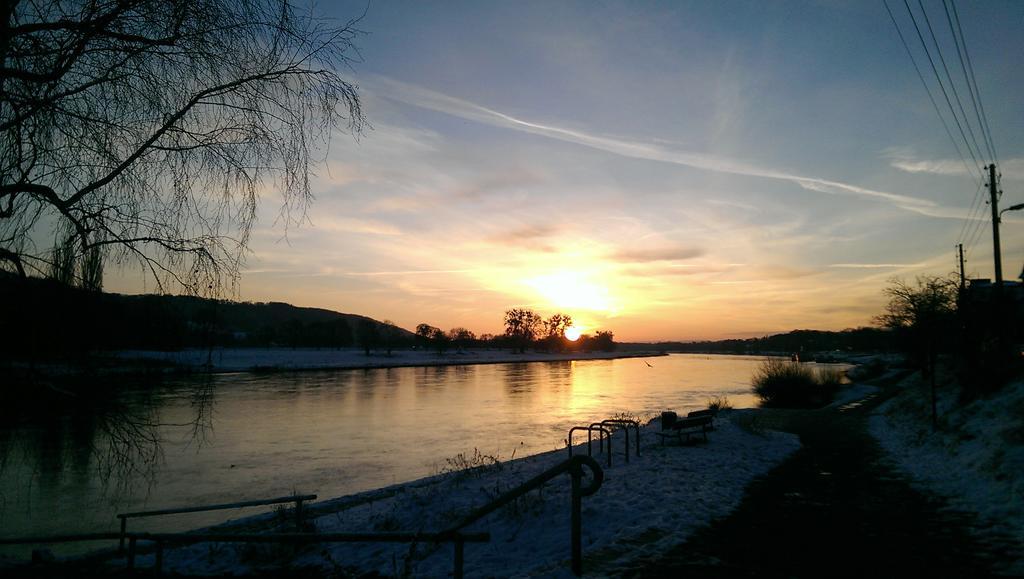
(128, 412, 799, 577)
(115, 347, 666, 373)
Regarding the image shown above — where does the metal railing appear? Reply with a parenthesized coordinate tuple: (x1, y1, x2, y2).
(445, 454, 604, 576)
(2, 458, 605, 576)
(116, 493, 316, 553)
(124, 531, 489, 577)
(588, 422, 610, 453)
(567, 425, 612, 466)
(569, 418, 642, 465)
(0, 530, 488, 578)
(599, 419, 640, 462)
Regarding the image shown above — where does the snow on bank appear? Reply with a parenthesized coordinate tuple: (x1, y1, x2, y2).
(115, 347, 664, 373)
(828, 382, 880, 409)
(134, 414, 799, 577)
(869, 374, 1024, 573)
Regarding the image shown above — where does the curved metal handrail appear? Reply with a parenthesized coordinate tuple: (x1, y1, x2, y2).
(444, 454, 603, 576)
(588, 422, 610, 453)
(568, 425, 612, 467)
(445, 454, 603, 533)
(600, 419, 641, 461)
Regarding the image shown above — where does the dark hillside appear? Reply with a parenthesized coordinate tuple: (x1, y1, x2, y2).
(0, 274, 413, 358)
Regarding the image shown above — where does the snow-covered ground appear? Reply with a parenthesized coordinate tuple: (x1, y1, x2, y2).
(126, 413, 799, 577)
(115, 347, 664, 373)
(869, 374, 1024, 574)
(828, 381, 880, 409)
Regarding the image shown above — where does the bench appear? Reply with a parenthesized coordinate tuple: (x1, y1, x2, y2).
(654, 411, 715, 445)
(686, 408, 716, 429)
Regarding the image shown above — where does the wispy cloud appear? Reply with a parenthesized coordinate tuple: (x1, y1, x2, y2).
(829, 263, 926, 269)
(311, 217, 405, 236)
(341, 268, 490, 276)
(610, 246, 705, 263)
(891, 159, 969, 176)
(367, 76, 947, 217)
(884, 148, 1024, 181)
(487, 224, 562, 252)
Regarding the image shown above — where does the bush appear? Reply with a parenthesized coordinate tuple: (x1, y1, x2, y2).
(439, 448, 503, 480)
(752, 359, 840, 408)
(706, 396, 733, 412)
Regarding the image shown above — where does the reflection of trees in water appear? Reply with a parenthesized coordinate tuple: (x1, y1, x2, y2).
(93, 391, 163, 492)
(504, 363, 540, 397)
(183, 378, 216, 450)
(0, 375, 217, 498)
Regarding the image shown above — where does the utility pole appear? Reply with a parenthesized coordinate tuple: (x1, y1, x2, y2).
(989, 163, 1003, 288)
(958, 243, 966, 289)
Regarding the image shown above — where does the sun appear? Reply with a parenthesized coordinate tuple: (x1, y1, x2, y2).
(564, 325, 582, 341)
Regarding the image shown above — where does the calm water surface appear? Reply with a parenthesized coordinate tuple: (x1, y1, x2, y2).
(0, 353, 835, 552)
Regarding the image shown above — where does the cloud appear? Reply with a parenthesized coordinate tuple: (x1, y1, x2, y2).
(341, 268, 488, 276)
(752, 265, 821, 280)
(487, 224, 561, 251)
(622, 262, 733, 277)
(829, 263, 926, 269)
(310, 217, 404, 236)
(705, 199, 761, 213)
(453, 169, 546, 201)
(891, 159, 969, 176)
(884, 149, 1024, 182)
(367, 75, 947, 217)
(610, 246, 705, 263)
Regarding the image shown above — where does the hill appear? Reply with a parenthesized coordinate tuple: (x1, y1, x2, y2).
(0, 274, 412, 357)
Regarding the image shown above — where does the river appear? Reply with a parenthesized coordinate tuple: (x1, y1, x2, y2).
(0, 353, 840, 555)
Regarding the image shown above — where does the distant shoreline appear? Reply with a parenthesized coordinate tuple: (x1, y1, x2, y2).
(113, 347, 669, 374)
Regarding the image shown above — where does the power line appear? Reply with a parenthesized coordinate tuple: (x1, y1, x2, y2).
(916, 0, 987, 166)
(943, 0, 996, 163)
(901, 0, 984, 175)
(964, 174, 993, 255)
(963, 208, 987, 258)
(965, 211, 990, 261)
(956, 179, 986, 244)
(882, 0, 980, 183)
(884, 0, 1000, 262)
(948, 0, 999, 166)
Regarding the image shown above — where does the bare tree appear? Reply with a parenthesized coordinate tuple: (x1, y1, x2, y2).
(874, 276, 958, 429)
(540, 313, 571, 352)
(415, 323, 440, 349)
(874, 276, 957, 334)
(544, 313, 571, 337)
(1, 0, 365, 294)
(447, 326, 475, 351)
(504, 308, 541, 353)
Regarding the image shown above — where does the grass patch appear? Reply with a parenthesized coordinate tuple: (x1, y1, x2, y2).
(439, 448, 503, 480)
(706, 395, 733, 412)
(752, 358, 841, 408)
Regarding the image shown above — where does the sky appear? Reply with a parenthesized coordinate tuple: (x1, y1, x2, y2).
(112, 1, 1024, 341)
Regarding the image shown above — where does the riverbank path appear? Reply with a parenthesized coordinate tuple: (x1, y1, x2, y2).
(627, 376, 1014, 578)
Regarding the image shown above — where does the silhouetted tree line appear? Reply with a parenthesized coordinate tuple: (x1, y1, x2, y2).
(627, 328, 897, 357)
(501, 308, 615, 353)
(407, 309, 617, 355)
(1, 273, 620, 363)
(0, 274, 412, 359)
